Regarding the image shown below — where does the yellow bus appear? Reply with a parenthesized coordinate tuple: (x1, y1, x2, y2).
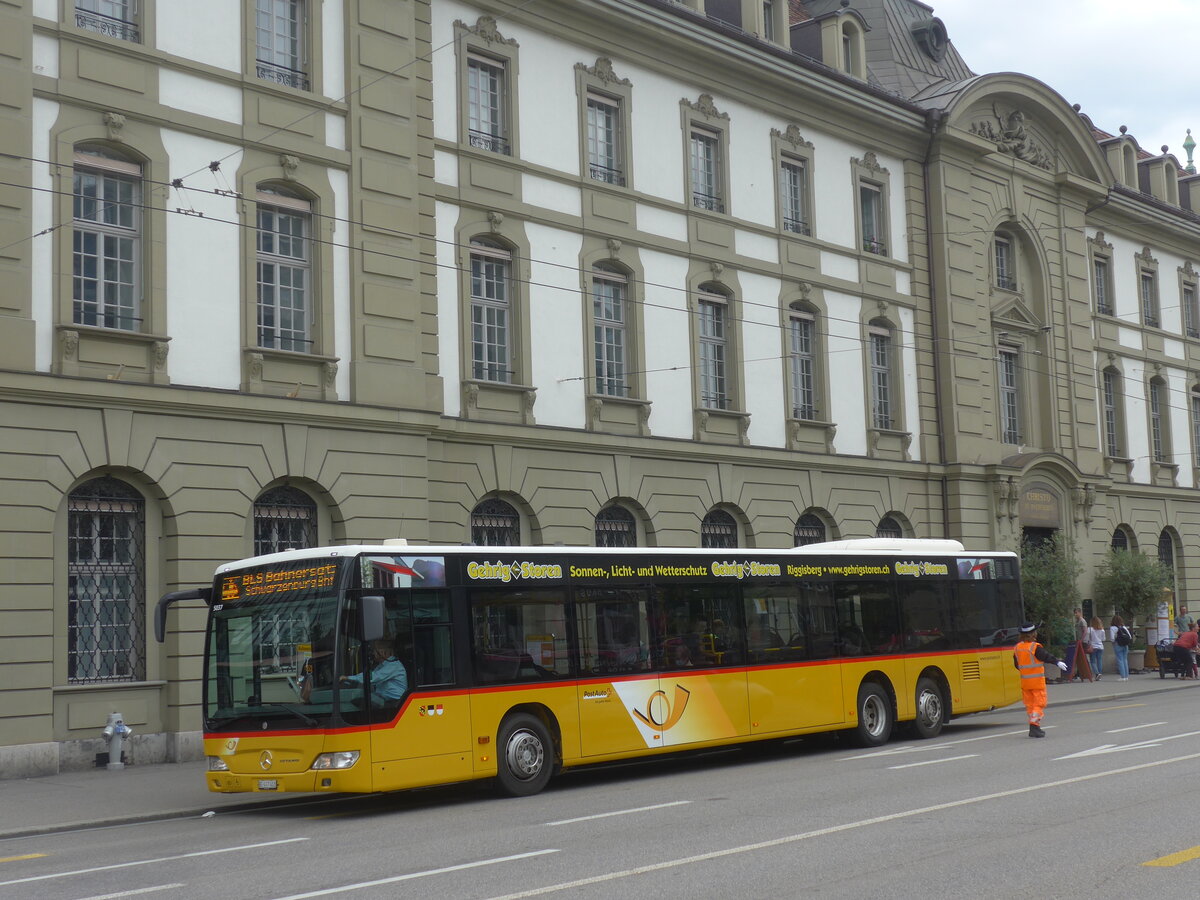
(155, 538, 1024, 797)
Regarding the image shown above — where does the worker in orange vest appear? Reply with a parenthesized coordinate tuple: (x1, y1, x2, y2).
(1013, 622, 1068, 738)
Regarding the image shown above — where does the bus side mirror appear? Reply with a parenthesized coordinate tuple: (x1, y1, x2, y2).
(154, 588, 213, 642)
(360, 595, 386, 643)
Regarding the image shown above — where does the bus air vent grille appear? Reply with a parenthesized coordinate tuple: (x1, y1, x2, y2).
(961, 660, 981, 680)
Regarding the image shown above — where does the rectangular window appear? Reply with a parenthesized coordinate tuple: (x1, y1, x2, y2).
(1103, 370, 1120, 458)
(255, 0, 308, 90)
(1150, 380, 1166, 462)
(73, 156, 141, 332)
(860, 183, 886, 255)
(593, 271, 628, 397)
(788, 314, 816, 420)
(1093, 258, 1112, 315)
(467, 55, 509, 155)
(1141, 270, 1159, 327)
(779, 158, 810, 235)
(586, 93, 624, 186)
(470, 242, 511, 383)
(690, 128, 723, 213)
(698, 296, 728, 409)
(1185, 285, 1198, 339)
(762, 0, 775, 40)
(1192, 390, 1200, 467)
(999, 348, 1021, 444)
(75, 0, 139, 42)
(256, 195, 311, 352)
(994, 237, 1016, 291)
(869, 326, 892, 429)
(471, 591, 569, 683)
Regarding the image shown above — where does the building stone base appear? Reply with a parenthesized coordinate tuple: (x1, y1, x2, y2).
(0, 731, 204, 780)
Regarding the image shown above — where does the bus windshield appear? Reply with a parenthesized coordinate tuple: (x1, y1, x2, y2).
(205, 561, 345, 730)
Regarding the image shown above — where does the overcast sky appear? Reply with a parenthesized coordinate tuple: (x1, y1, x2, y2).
(928, 0, 1197, 167)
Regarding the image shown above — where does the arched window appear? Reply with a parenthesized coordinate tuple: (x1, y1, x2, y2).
(1110, 528, 1129, 551)
(67, 476, 145, 683)
(701, 508, 737, 548)
(471, 498, 520, 546)
(595, 506, 636, 548)
(794, 513, 826, 546)
(1159, 530, 1176, 586)
(256, 185, 313, 352)
(875, 516, 903, 539)
(73, 145, 142, 332)
(254, 486, 317, 556)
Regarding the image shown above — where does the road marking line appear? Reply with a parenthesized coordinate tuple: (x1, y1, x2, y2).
(1074, 704, 1145, 713)
(0, 838, 307, 887)
(841, 728, 1032, 759)
(1143, 846, 1200, 867)
(0, 854, 46, 863)
(72, 883, 185, 899)
(545, 801, 689, 826)
(1106, 722, 1167, 733)
(887, 754, 978, 770)
(484, 750, 1200, 899)
(269, 849, 560, 899)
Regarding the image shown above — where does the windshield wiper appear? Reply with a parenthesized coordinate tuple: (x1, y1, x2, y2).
(257, 701, 318, 727)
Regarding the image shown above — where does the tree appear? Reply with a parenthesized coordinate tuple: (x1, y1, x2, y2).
(1091, 549, 1173, 627)
(1020, 534, 1081, 648)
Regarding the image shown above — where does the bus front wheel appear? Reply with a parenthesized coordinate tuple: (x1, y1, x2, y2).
(854, 682, 893, 747)
(912, 676, 945, 739)
(497, 713, 554, 797)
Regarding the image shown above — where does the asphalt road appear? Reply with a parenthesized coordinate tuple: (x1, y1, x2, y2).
(2, 693, 1198, 900)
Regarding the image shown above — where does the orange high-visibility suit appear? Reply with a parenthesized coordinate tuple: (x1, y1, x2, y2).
(1013, 637, 1058, 726)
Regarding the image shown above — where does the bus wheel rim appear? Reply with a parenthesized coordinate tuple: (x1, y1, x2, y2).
(917, 688, 942, 727)
(863, 695, 885, 736)
(506, 728, 544, 780)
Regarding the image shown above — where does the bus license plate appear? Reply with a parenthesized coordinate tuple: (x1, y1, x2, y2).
(258, 779, 278, 791)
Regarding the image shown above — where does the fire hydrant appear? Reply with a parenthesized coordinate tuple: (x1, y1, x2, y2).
(102, 712, 132, 770)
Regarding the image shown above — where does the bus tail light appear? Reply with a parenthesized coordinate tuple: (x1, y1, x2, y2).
(207, 756, 229, 771)
(312, 750, 360, 770)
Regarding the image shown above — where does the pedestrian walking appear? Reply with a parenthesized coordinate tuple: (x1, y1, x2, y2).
(1063, 607, 1086, 679)
(1086, 616, 1105, 680)
(1013, 622, 1068, 738)
(1110, 615, 1132, 681)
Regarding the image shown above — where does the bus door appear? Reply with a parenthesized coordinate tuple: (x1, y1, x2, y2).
(652, 584, 749, 749)
(744, 583, 844, 733)
(574, 589, 660, 757)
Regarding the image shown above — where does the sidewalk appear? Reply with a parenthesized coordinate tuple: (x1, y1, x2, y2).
(1, 671, 1196, 841)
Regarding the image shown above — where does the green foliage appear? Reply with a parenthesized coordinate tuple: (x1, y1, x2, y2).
(1020, 534, 1081, 648)
(1091, 549, 1173, 627)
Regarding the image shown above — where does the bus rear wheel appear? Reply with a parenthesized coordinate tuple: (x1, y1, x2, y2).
(497, 713, 554, 797)
(854, 682, 893, 747)
(912, 676, 945, 739)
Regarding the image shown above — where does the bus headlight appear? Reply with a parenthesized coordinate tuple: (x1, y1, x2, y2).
(311, 750, 360, 770)
(207, 756, 229, 771)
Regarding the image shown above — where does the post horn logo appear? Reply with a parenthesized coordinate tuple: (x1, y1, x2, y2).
(259, 750, 274, 771)
(632, 684, 691, 732)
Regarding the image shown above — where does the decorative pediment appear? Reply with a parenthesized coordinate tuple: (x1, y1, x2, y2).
(852, 151, 888, 175)
(575, 57, 629, 87)
(456, 15, 517, 46)
(1089, 231, 1112, 253)
(684, 93, 728, 121)
(771, 124, 813, 151)
(991, 295, 1041, 332)
(969, 105, 1053, 170)
(1136, 246, 1157, 266)
(1182, 260, 1197, 279)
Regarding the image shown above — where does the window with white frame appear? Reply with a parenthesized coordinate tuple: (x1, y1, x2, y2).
(868, 323, 893, 429)
(255, 0, 308, 90)
(470, 239, 512, 383)
(1141, 269, 1159, 327)
(73, 148, 141, 332)
(467, 54, 509, 155)
(1093, 256, 1113, 316)
(592, 266, 628, 397)
(697, 288, 729, 410)
(256, 189, 312, 352)
(788, 312, 817, 420)
(859, 182, 887, 255)
(779, 156, 810, 235)
(75, 0, 139, 42)
(586, 92, 624, 186)
(1150, 378, 1168, 462)
(994, 235, 1017, 291)
(998, 347, 1021, 444)
(1103, 368, 1123, 458)
(690, 126, 724, 213)
(1185, 283, 1199, 339)
(762, 0, 775, 40)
